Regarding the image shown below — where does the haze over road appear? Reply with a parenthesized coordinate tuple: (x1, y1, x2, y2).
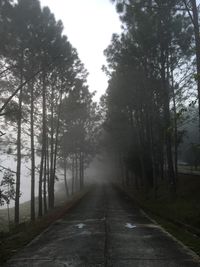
(5, 185, 200, 267)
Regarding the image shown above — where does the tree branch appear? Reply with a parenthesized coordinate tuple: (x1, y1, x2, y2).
(0, 165, 16, 174)
(0, 56, 61, 116)
(182, 0, 195, 26)
(0, 64, 17, 78)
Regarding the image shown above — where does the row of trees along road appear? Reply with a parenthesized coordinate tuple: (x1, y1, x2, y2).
(102, 0, 200, 197)
(0, 0, 99, 225)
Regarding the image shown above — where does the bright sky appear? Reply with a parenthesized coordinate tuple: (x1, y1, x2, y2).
(39, 0, 122, 101)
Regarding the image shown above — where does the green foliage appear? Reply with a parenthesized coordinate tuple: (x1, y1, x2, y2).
(0, 0, 95, 221)
(59, 80, 100, 164)
(0, 171, 15, 206)
(104, 0, 194, 189)
(3, 100, 20, 122)
(186, 143, 200, 168)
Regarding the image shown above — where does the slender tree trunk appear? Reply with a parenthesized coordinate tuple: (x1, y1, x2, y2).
(161, 62, 176, 193)
(64, 157, 69, 198)
(158, 5, 176, 193)
(38, 72, 47, 217)
(46, 137, 50, 200)
(148, 110, 157, 197)
(151, 136, 157, 198)
(49, 87, 54, 208)
(79, 152, 82, 190)
(171, 70, 178, 179)
(184, 0, 200, 135)
(15, 61, 23, 224)
(75, 153, 78, 191)
(79, 152, 84, 189)
(38, 150, 44, 217)
(43, 146, 47, 213)
(30, 81, 35, 221)
(51, 113, 60, 205)
(50, 92, 62, 209)
(81, 153, 84, 188)
(160, 147, 164, 180)
(119, 153, 125, 185)
(191, 0, 200, 136)
(48, 86, 63, 210)
(135, 114, 146, 189)
(71, 155, 75, 195)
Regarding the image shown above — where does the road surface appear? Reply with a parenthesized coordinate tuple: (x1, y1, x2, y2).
(4, 185, 200, 267)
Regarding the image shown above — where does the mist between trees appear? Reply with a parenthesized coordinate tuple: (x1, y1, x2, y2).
(0, 0, 101, 226)
(0, 0, 200, 229)
(101, 0, 200, 197)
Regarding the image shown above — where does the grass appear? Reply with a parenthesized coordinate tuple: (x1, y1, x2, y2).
(0, 187, 82, 232)
(119, 173, 200, 256)
(178, 165, 200, 175)
(0, 188, 90, 265)
(0, 200, 37, 232)
(152, 214, 200, 257)
(135, 174, 200, 228)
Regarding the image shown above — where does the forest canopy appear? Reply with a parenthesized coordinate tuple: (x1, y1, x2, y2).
(0, 0, 99, 224)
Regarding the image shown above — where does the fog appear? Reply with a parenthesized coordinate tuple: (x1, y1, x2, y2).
(0, 152, 115, 210)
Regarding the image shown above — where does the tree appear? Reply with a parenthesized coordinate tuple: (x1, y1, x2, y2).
(105, 0, 193, 196)
(182, 0, 200, 135)
(0, 0, 91, 224)
(59, 80, 99, 192)
(0, 170, 15, 228)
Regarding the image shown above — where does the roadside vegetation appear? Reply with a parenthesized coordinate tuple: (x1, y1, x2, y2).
(102, 0, 200, 255)
(0, 188, 90, 265)
(102, 0, 200, 205)
(1, 0, 200, 261)
(119, 172, 200, 255)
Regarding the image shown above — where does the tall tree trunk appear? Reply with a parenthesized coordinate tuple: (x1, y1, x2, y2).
(157, 3, 176, 193)
(71, 155, 75, 195)
(171, 70, 178, 179)
(38, 149, 44, 217)
(64, 157, 69, 198)
(81, 153, 84, 188)
(184, 0, 200, 135)
(191, 0, 200, 136)
(38, 72, 47, 217)
(79, 152, 84, 189)
(163, 87, 176, 187)
(119, 153, 125, 185)
(79, 152, 81, 190)
(49, 87, 54, 208)
(49, 91, 62, 209)
(15, 59, 23, 225)
(75, 153, 78, 191)
(30, 81, 35, 221)
(135, 114, 146, 189)
(46, 137, 50, 201)
(51, 113, 59, 206)
(147, 109, 157, 197)
(43, 146, 47, 213)
(161, 55, 176, 193)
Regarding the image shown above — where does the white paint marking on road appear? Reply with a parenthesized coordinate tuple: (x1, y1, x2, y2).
(75, 223, 86, 229)
(80, 230, 91, 235)
(125, 223, 137, 229)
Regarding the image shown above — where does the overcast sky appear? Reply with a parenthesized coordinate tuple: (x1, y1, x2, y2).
(39, 0, 122, 101)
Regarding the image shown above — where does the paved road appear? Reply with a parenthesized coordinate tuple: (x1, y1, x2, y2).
(4, 185, 200, 267)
